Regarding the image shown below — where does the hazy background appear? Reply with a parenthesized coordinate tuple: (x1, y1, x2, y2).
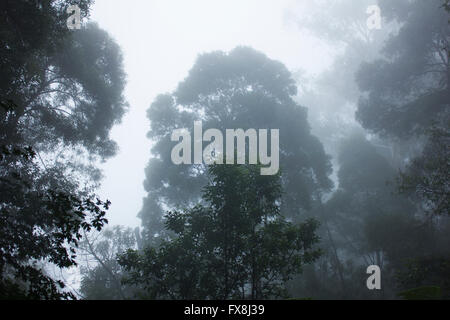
(2, 0, 448, 300)
(91, 0, 338, 228)
(91, 0, 340, 227)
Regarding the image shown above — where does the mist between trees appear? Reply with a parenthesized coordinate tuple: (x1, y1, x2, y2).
(0, 0, 449, 300)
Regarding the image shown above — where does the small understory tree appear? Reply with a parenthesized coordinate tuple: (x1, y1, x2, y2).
(119, 164, 321, 299)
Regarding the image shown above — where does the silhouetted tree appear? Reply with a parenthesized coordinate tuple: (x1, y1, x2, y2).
(0, 0, 127, 299)
(140, 47, 332, 242)
(1, 0, 127, 186)
(356, 0, 448, 140)
(355, 0, 449, 217)
(0, 141, 109, 299)
(120, 164, 321, 299)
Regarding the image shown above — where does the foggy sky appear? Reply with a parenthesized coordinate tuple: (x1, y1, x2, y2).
(90, 0, 337, 227)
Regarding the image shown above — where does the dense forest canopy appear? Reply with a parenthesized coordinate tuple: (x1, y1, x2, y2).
(0, 0, 449, 300)
(1, 0, 126, 298)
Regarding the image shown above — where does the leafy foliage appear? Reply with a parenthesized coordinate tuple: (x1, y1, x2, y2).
(0, 141, 109, 299)
(398, 125, 450, 217)
(1, 0, 127, 178)
(140, 47, 333, 240)
(0, 0, 126, 299)
(397, 256, 450, 299)
(120, 164, 321, 299)
(398, 286, 442, 300)
(356, 0, 449, 140)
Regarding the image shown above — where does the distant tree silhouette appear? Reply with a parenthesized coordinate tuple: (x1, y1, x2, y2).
(140, 47, 333, 242)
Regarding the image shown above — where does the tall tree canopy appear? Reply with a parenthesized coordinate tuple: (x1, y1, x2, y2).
(355, 0, 449, 218)
(356, 0, 449, 140)
(1, 0, 127, 166)
(0, 0, 127, 299)
(349, 0, 450, 298)
(141, 47, 333, 240)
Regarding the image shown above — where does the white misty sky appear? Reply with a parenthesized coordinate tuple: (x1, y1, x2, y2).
(90, 0, 336, 228)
